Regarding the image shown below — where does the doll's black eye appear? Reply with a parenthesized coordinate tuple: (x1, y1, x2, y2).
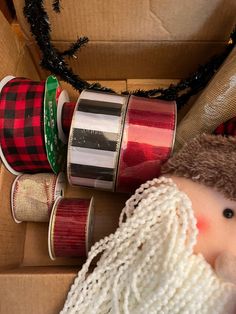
(223, 208, 235, 219)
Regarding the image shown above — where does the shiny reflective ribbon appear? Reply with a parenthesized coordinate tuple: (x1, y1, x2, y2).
(116, 95, 176, 193)
(67, 90, 128, 191)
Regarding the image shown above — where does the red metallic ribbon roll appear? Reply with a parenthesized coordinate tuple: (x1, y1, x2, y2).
(0, 76, 51, 174)
(48, 197, 94, 259)
(116, 95, 176, 193)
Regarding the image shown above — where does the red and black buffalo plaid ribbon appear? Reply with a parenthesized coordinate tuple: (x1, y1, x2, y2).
(0, 77, 51, 173)
(214, 117, 236, 137)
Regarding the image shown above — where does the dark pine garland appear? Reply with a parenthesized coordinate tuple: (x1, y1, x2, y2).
(24, 0, 236, 110)
(59, 37, 89, 58)
(52, 0, 60, 13)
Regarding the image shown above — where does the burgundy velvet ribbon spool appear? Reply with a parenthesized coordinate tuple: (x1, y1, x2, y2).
(116, 95, 176, 193)
(48, 197, 94, 259)
(0, 76, 51, 175)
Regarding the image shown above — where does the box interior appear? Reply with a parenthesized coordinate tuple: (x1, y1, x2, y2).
(13, 0, 236, 80)
(0, 1, 236, 312)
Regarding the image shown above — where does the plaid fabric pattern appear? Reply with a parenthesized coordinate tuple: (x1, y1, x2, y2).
(214, 116, 236, 137)
(0, 77, 51, 173)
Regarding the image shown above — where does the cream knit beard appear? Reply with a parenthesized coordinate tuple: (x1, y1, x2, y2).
(62, 177, 236, 314)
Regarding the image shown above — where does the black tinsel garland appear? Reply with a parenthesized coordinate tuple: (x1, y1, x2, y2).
(24, 0, 236, 110)
(52, 0, 60, 13)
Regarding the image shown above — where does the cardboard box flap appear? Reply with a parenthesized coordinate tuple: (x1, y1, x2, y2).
(0, 165, 26, 269)
(46, 40, 226, 80)
(0, 267, 76, 314)
(0, 11, 39, 80)
(14, 0, 236, 42)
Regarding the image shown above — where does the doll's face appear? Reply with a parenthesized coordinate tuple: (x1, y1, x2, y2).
(170, 175, 236, 267)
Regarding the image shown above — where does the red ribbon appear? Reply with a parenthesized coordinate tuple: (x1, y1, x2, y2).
(0, 77, 51, 174)
(214, 117, 236, 137)
(116, 96, 176, 193)
(49, 198, 92, 258)
(61, 101, 76, 136)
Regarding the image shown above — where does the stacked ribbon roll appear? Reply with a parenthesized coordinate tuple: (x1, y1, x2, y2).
(0, 76, 50, 174)
(0, 74, 177, 259)
(11, 172, 65, 223)
(67, 90, 128, 191)
(48, 197, 94, 259)
(67, 90, 176, 193)
(116, 95, 176, 193)
(0, 75, 66, 175)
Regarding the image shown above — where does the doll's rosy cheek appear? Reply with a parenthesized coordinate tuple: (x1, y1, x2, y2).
(196, 216, 210, 233)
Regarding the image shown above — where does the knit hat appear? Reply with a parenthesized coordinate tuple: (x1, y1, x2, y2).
(161, 134, 236, 201)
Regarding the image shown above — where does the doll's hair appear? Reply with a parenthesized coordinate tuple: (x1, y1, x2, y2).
(61, 177, 236, 313)
(162, 134, 236, 200)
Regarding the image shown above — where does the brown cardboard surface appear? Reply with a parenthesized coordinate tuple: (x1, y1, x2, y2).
(0, 0, 14, 23)
(127, 78, 180, 90)
(29, 40, 226, 80)
(22, 185, 128, 267)
(60, 80, 127, 101)
(0, 11, 40, 270)
(13, 0, 236, 80)
(0, 267, 77, 314)
(14, 0, 236, 41)
(0, 11, 39, 80)
(0, 165, 26, 270)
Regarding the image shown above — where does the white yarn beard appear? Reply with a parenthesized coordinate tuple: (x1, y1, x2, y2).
(62, 177, 236, 314)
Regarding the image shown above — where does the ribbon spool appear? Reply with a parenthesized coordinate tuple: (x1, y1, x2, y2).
(67, 90, 128, 191)
(57, 90, 73, 143)
(57, 89, 76, 138)
(11, 172, 65, 223)
(116, 96, 176, 193)
(48, 197, 94, 259)
(0, 76, 50, 174)
(0, 75, 66, 175)
(62, 101, 76, 135)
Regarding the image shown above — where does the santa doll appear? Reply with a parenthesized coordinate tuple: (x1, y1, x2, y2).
(61, 134, 236, 314)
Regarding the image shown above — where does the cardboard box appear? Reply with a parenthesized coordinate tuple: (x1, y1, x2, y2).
(0, 0, 15, 23)
(0, 1, 236, 313)
(13, 0, 236, 80)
